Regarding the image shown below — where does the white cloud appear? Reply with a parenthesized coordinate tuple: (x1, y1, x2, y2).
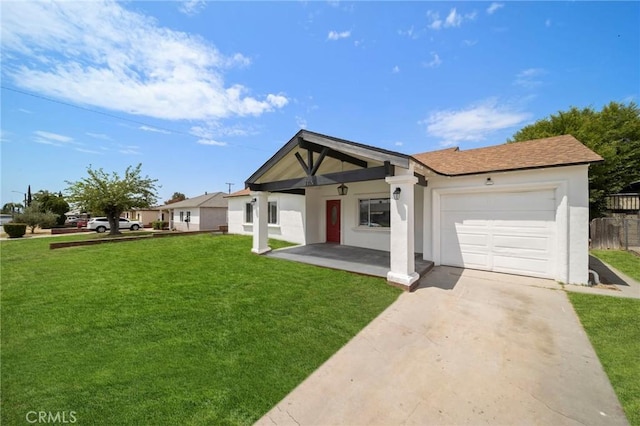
(33, 130, 74, 143)
(86, 132, 112, 141)
(427, 8, 476, 30)
(179, 0, 206, 16)
(392, 65, 400, 73)
(18, 108, 33, 114)
(0, 130, 8, 143)
(514, 68, 547, 88)
(190, 123, 254, 141)
(423, 53, 442, 68)
(426, 11, 443, 30)
(1, 1, 287, 121)
(327, 30, 351, 40)
(462, 39, 478, 47)
(398, 26, 419, 39)
(545, 19, 552, 27)
(295, 116, 308, 129)
(487, 3, 504, 15)
(139, 125, 171, 134)
(421, 99, 531, 146)
(75, 148, 104, 155)
(197, 139, 227, 147)
(394, 141, 403, 147)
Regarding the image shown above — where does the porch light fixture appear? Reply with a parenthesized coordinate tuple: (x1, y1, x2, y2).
(250, 197, 257, 204)
(337, 184, 348, 196)
(485, 177, 494, 186)
(393, 187, 401, 200)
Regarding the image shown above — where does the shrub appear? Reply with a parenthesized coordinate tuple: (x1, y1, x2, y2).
(151, 220, 167, 230)
(4, 223, 27, 238)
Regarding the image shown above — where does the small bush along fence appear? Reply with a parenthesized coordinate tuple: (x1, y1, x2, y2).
(3, 223, 27, 238)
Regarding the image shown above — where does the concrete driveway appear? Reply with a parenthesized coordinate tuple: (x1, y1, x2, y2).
(257, 267, 628, 425)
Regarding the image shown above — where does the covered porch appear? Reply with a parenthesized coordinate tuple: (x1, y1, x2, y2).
(246, 130, 432, 290)
(266, 243, 434, 283)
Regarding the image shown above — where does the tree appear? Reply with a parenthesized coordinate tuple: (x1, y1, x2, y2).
(1, 202, 23, 216)
(509, 101, 640, 218)
(27, 185, 32, 207)
(33, 190, 70, 226)
(14, 201, 58, 234)
(66, 164, 158, 235)
(165, 192, 186, 204)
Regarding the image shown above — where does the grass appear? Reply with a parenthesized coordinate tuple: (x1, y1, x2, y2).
(1, 234, 401, 425)
(569, 293, 640, 425)
(590, 249, 640, 282)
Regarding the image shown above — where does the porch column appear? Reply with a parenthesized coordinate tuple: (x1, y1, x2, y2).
(251, 191, 271, 254)
(385, 174, 419, 290)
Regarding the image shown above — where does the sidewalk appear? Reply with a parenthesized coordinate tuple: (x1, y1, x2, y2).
(563, 255, 640, 299)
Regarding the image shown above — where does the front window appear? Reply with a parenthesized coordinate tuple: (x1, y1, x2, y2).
(359, 198, 390, 227)
(245, 203, 253, 223)
(268, 201, 278, 224)
(186, 211, 191, 222)
(179, 211, 184, 222)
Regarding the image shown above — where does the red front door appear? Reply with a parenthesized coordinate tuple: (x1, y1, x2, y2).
(326, 200, 341, 243)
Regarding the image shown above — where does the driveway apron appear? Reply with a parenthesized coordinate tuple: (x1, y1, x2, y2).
(257, 267, 628, 426)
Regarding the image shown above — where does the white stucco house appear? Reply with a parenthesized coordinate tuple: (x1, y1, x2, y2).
(162, 192, 228, 232)
(227, 130, 602, 290)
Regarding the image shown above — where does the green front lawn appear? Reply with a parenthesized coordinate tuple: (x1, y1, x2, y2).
(1, 234, 401, 425)
(569, 293, 640, 425)
(591, 249, 640, 282)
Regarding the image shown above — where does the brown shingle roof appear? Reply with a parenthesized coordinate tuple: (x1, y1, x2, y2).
(411, 135, 603, 176)
(159, 192, 228, 209)
(225, 188, 250, 198)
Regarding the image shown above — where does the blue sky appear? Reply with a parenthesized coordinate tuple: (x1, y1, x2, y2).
(1, 1, 638, 206)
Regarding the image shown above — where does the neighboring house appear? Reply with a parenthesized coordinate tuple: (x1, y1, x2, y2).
(123, 207, 162, 227)
(605, 180, 640, 217)
(227, 130, 603, 289)
(160, 192, 228, 232)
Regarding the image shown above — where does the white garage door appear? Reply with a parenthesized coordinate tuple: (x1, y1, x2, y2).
(440, 189, 557, 278)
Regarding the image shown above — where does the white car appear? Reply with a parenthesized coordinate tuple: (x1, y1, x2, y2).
(87, 217, 143, 233)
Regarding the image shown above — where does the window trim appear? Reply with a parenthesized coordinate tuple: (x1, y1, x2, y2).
(358, 197, 391, 228)
(268, 201, 278, 225)
(245, 203, 253, 224)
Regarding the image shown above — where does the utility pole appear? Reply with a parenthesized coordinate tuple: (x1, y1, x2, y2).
(225, 182, 234, 194)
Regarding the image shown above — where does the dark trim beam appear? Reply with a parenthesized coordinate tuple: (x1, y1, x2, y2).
(298, 138, 368, 169)
(414, 173, 428, 187)
(248, 165, 392, 192)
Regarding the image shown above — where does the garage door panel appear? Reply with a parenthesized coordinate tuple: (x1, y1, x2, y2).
(493, 235, 550, 252)
(442, 227, 489, 248)
(488, 193, 555, 212)
(441, 214, 492, 228)
(493, 255, 550, 276)
(439, 189, 557, 279)
(461, 253, 489, 268)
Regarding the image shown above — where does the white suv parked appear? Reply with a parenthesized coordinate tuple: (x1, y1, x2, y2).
(87, 217, 143, 233)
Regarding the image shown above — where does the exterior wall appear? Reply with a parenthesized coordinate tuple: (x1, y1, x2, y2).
(123, 209, 159, 226)
(423, 165, 590, 284)
(172, 207, 201, 232)
(230, 179, 424, 253)
(228, 193, 306, 244)
(199, 208, 227, 230)
(306, 180, 391, 251)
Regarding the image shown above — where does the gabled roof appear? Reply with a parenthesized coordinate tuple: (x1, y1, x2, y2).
(411, 135, 603, 176)
(246, 129, 411, 186)
(160, 192, 228, 209)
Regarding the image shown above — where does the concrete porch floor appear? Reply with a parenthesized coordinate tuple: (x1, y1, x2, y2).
(265, 243, 434, 279)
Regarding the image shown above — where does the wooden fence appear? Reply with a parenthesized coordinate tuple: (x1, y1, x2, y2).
(590, 217, 640, 250)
